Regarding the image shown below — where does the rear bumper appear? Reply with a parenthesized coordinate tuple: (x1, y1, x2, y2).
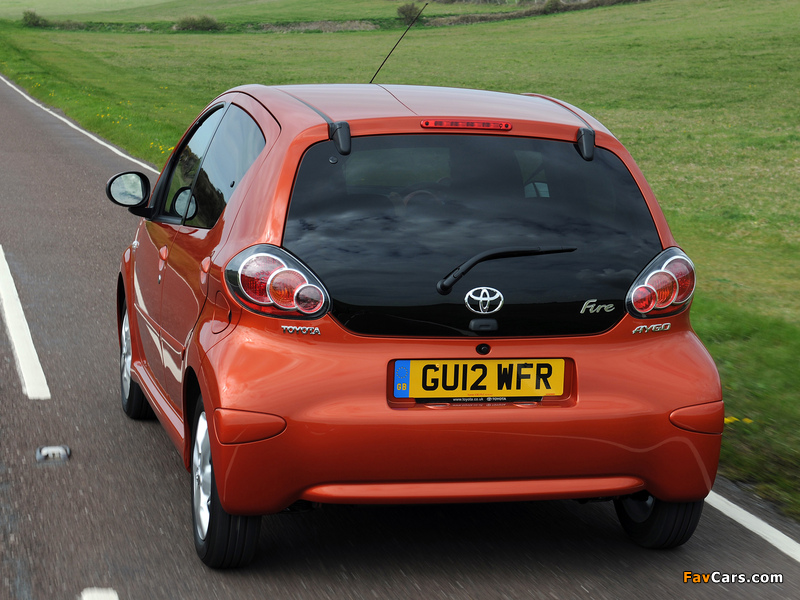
(209, 398, 722, 514)
(196, 314, 723, 515)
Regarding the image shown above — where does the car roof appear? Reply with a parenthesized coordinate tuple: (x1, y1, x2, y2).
(230, 83, 606, 133)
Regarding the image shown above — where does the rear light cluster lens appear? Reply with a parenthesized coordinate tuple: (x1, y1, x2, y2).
(646, 270, 678, 308)
(630, 285, 657, 314)
(664, 256, 696, 303)
(226, 246, 329, 318)
(626, 249, 696, 318)
(239, 254, 285, 305)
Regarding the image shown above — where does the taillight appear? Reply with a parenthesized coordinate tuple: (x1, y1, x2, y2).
(631, 285, 657, 314)
(267, 268, 306, 309)
(663, 256, 695, 304)
(226, 246, 329, 318)
(645, 270, 678, 308)
(239, 254, 286, 305)
(294, 284, 325, 314)
(626, 248, 696, 318)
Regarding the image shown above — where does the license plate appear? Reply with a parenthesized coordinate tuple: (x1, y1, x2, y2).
(393, 359, 565, 402)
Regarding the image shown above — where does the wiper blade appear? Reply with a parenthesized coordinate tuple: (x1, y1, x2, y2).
(436, 246, 577, 295)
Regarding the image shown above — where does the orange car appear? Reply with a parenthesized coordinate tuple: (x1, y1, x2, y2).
(107, 84, 722, 568)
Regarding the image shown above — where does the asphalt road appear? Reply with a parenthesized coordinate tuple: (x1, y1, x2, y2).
(1, 75, 799, 600)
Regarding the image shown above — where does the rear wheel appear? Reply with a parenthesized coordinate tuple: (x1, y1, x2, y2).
(191, 395, 260, 568)
(119, 301, 153, 419)
(614, 492, 704, 549)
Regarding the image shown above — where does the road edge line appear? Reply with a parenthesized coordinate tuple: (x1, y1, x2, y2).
(0, 73, 159, 175)
(0, 245, 51, 400)
(707, 490, 800, 563)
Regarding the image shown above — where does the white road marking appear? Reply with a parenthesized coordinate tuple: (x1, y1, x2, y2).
(3, 65, 800, 573)
(707, 490, 800, 563)
(79, 589, 119, 600)
(0, 73, 159, 175)
(0, 245, 51, 400)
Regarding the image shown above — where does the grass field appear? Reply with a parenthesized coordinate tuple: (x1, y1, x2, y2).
(0, 0, 525, 24)
(1, 0, 799, 517)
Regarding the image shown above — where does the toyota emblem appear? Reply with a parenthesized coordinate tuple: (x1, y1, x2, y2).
(465, 287, 504, 314)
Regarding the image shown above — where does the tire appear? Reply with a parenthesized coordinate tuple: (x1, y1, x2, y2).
(614, 492, 704, 549)
(191, 395, 260, 568)
(119, 301, 154, 419)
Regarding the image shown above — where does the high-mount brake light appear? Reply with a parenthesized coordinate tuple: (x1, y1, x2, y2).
(226, 246, 329, 318)
(421, 119, 512, 131)
(626, 249, 696, 318)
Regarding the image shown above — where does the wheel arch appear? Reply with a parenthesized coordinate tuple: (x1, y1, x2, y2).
(116, 245, 135, 340)
(181, 296, 230, 469)
(182, 366, 203, 469)
(116, 274, 126, 341)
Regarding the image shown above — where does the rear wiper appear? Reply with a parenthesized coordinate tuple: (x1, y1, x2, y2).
(436, 246, 577, 295)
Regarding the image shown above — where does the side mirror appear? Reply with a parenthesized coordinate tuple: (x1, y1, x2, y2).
(173, 187, 198, 221)
(106, 172, 151, 210)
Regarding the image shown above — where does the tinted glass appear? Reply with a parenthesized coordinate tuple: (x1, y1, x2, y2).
(186, 105, 266, 229)
(284, 135, 662, 337)
(162, 106, 224, 221)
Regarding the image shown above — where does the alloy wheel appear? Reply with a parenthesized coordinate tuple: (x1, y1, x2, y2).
(120, 310, 132, 400)
(192, 411, 212, 541)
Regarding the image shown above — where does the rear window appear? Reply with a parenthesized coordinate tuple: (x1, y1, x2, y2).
(283, 134, 661, 337)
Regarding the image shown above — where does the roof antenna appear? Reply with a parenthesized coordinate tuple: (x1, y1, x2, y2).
(370, 3, 428, 84)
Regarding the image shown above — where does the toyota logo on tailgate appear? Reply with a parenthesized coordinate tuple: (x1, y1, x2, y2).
(465, 287, 504, 314)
